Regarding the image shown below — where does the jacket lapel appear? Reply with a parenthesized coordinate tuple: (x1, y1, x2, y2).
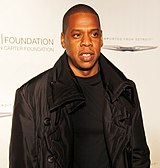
(99, 54, 135, 104)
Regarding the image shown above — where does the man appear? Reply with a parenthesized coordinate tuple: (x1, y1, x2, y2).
(9, 4, 150, 168)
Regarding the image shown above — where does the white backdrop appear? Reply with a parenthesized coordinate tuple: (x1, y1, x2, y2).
(0, 0, 160, 167)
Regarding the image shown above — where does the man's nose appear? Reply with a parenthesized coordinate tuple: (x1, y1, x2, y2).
(80, 34, 93, 47)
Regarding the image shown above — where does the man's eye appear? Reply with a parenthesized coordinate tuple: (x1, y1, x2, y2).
(91, 32, 99, 37)
(72, 33, 81, 38)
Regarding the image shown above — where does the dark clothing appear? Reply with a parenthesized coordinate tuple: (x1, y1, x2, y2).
(9, 52, 150, 168)
(71, 72, 110, 168)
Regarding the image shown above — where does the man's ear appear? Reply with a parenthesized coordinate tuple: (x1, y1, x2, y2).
(101, 31, 103, 47)
(61, 32, 65, 48)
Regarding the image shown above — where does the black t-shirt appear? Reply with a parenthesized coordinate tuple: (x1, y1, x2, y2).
(70, 72, 110, 168)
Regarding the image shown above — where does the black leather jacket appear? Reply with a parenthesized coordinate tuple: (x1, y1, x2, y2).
(9, 52, 150, 168)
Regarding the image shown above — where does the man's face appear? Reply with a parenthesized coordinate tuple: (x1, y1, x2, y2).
(61, 12, 103, 77)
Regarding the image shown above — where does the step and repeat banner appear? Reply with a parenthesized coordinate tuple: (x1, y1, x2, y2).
(0, 0, 160, 167)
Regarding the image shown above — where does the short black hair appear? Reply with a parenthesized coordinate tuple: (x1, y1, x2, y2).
(62, 4, 101, 33)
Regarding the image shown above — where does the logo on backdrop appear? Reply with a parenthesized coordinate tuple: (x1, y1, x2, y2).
(0, 33, 54, 52)
(103, 37, 158, 52)
(1, 34, 158, 52)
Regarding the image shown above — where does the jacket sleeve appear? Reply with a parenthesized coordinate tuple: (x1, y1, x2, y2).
(132, 85, 150, 168)
(9, 87, 37, 168)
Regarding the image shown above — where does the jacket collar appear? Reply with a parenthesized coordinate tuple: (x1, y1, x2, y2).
(47, 52, 135, 112)
(99, 53, 135, 104)
(47, 52, 85, 113)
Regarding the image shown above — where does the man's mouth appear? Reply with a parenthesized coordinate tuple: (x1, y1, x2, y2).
(79, 53, 93, 61)
(79, 51, 94, 61)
